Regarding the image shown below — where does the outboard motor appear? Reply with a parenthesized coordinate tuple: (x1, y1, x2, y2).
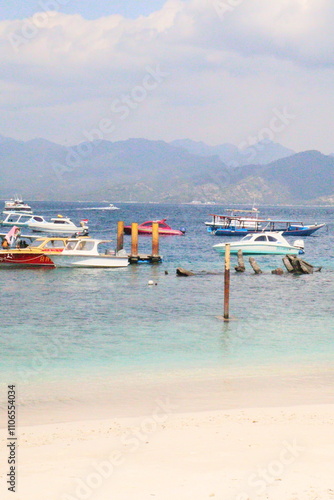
(294, 239, 304, 254)
(179, 227, 186, 234)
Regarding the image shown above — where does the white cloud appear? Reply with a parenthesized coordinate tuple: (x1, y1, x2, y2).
(211, 0, 334, 67)
(2, 0, 334, 81)
(0, 0, 333, 151)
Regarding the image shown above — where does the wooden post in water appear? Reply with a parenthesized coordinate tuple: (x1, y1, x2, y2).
(130, 223, 139, 263)
(235, 249, 245, 272)
(151, 222, 160, 263)
(224, 243, 231, 320)
(116, 221, 124, 252)
(249, 257, 262, 274)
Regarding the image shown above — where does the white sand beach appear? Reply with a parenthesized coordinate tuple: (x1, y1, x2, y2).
(1, 364, 334, 500)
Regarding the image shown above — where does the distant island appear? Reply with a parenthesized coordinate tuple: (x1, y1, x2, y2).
(0, 135, 333, 205)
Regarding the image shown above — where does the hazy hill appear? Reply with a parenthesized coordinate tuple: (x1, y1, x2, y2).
(171, 139, 295, 166)
(0, 136, 333, 204)
(227, 150, 334, 203)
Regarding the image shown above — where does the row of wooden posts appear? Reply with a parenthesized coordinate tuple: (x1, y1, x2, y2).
(116, 221, 161, 263)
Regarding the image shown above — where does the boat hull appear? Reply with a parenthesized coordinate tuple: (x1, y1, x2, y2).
(0, 251, 55, 267)
(209, 223, 325, 237)
(29, 224, 85, 234)
(282, 224, 325, 236)
(4, 208, 32, 213)
(124, 228, 184, 236)
(50, 254, 129, 268)
(213, 244, 300, 256)
(124, 226, 185, 236)
(208, 227, 249, 236)
(1, 221, 30, 228)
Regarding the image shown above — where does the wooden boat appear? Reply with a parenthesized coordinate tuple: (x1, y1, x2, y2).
(124, 219, 186, 235)
(213, 231, 305, 256)
(0, 236, 69, 267)
(206, 210, 325, 236)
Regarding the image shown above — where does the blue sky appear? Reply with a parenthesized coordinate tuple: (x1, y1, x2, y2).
(0, 0, 334, 154)
(0, 1, 167, 20)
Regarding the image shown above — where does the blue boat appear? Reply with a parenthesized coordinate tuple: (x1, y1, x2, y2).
(205, 212, 326, 237)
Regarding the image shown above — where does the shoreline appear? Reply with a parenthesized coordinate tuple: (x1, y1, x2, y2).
(1, 359, 334, 426)
(1, 363, 334, 499)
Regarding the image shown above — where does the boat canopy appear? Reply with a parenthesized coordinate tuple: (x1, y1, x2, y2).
(207, 215, 304, 224)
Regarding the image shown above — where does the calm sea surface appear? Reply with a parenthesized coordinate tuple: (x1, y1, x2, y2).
(0, 202, 333, 392)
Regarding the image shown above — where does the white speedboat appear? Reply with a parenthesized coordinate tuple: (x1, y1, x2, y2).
(49, 238, 129, 268)
(104, 203, 119, 210)
(78, 203, 120, 211)
(3, 196, 32, 213)
(213, 232, 304, 256)
(27, 215, 88, 234)
(0, 212, 88, 234)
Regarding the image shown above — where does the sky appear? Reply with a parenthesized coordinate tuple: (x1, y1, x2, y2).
(0, 0, 334, 153)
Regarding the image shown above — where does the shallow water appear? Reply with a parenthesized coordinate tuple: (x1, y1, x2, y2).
(0, 202, 333, 394)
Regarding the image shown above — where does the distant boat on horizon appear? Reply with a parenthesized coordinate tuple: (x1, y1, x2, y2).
(3, 196, 32, 214)
(76, 203, 120, 211)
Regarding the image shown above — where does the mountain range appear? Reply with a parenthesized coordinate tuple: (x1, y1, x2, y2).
(0, 135, 333, 205)
(170, 138, 295, 166)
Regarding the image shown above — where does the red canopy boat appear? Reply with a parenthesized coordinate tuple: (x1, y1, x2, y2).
(124, 219, 185, 236)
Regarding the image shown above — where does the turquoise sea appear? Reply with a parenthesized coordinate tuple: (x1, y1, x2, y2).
(0, 202, 333, 398)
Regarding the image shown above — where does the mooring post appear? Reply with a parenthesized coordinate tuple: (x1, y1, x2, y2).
(224, 243, 231, 320)
(235, 249, 245, 272)
(249, 257, 262, 274)
(116, 221, 124, 252)
(151, 222, 160, 262)
(130, 223, 139, 263)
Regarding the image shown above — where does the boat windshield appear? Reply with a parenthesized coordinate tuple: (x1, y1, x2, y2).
(254, 235, 267, 241)
(30, 239, 66, 248)
(43, 240, 67, 249)
(66, 240, 95, 251)
(29, 239, 46, 247)
(4, 214, 24, 222)
(76, 240, 95, 251)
